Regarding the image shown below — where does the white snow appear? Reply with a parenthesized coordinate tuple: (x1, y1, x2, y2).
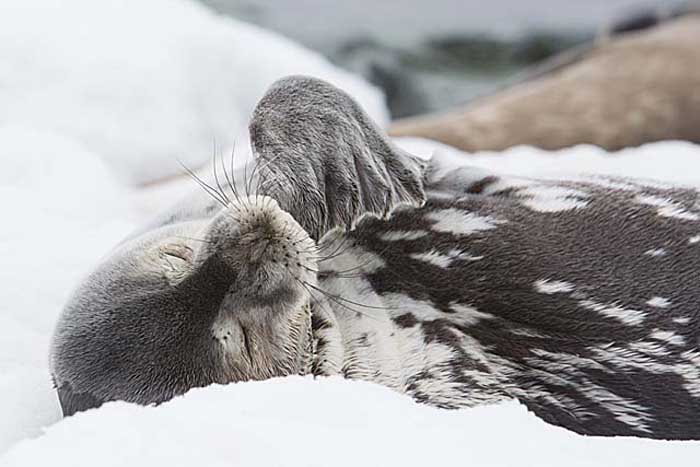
(0, 0, 388, 185)
(1, 0, 700, 464)
(398, 137, 700, 188)
(2, 377, 697, 467)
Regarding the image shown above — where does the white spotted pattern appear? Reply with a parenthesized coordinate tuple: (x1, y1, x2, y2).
(380, 230, 429, 242)
(636, 195, 700, 221)
(410, 250, 452, 268)
(580, 299, 646, 326)
(534, 279, 574, 295)
(449, 302, 495, 326)
(518, 186, 590, 213)
(426, 209, 505, 235)
(411, 249, 484, 268)
(650, 329, 686, 347)
(446, 249, 484, 261)
(579, 383, 652, 433)
(644, 248, 667, 257)
(646, 297, 671, 308)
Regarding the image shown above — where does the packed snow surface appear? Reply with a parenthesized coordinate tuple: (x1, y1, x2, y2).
(1, 0, 700, 465)
(3, 377, 699, 467)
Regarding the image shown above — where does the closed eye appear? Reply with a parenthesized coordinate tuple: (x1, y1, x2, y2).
(159, 243, 194, 283)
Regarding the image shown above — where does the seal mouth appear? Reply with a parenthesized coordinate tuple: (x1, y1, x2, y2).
(201, 195, 322, 382)
(239, 323, 254, 362)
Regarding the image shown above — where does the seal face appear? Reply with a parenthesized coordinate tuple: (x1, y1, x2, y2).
(50, 75, 425, 416)
(51, 195, 318, 414)
(50, 76, 700, 440)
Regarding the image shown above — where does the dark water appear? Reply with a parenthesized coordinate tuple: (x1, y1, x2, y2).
(200, 0, 677, 117)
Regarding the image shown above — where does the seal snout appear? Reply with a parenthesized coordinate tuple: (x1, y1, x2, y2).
(201, 195, 317, 293)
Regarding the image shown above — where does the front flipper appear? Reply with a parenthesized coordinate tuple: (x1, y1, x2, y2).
(249, 76, 426, 240)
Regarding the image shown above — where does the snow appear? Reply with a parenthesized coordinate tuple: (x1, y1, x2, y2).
(0, 126, 137, 452)
(0, 0, 388, 185)
(1, 0, 700, 465)
(2, 377, 698, 467)
(397, 137, 700, 188)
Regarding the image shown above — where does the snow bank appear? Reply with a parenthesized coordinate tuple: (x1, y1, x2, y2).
(0, 126, 137, 451)
(396, 137, 700, 188)
(3, 377, 698, 467)
(0, 0, 388, 185)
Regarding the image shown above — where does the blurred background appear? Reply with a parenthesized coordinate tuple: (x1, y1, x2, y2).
(201, 0, 681, 118)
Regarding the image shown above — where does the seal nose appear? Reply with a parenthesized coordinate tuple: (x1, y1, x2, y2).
(196, 195, 317, 301)
(236, 197, 293, 261)
(200, 195, 316, 277)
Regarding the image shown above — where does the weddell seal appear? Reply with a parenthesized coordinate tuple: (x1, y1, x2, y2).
(50, 76, 700, 439)
(389, 13, 700, 152)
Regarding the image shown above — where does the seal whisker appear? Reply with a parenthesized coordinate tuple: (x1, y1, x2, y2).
(312, 239, 357, 262)
(312, 234, 352, 258)
(252, 152, 287, 194)
(211, 141, 232, 205)
(220, 141, 240, 204)
(294, 278, 379, 321)
(177, 160, 228, 207)
(228, 139, 244, 203)
(302, 280, 394, 312)
(300, 265, 364, 280)
(174, 235, 214, 244)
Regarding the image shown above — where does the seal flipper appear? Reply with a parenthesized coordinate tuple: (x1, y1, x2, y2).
(250, 75, 426, 240)
(56, 381, 105, 416)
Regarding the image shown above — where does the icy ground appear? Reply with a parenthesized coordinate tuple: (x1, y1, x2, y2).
(1, 0, 700, 465)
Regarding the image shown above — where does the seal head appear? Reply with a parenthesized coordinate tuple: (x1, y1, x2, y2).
(51, 196, 317, 415)
(50, 76, 426, 416)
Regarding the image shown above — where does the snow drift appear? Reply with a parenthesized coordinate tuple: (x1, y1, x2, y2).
(3, 377, 698, 467)
(0, 0, 389, 184)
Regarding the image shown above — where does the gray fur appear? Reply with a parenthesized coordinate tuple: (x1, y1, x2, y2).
(250, 75, 425, 240)
(51, 76, 700, 439)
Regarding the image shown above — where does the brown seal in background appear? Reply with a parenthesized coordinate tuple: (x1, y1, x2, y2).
(390, 14, 700, 151)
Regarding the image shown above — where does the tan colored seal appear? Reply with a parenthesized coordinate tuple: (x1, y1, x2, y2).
(390, 16, 700, 151)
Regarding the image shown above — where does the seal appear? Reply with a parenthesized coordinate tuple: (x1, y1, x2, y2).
(389, 13, 700, 152)
(50, 76, 700, 440)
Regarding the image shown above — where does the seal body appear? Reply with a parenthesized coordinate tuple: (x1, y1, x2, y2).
(50, 76, 700, 440)
(390, 15, 700, 152)
(314, 154, 700, 439)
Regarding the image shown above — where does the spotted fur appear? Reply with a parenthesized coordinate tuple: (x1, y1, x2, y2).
(319, 163, 700, 439)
